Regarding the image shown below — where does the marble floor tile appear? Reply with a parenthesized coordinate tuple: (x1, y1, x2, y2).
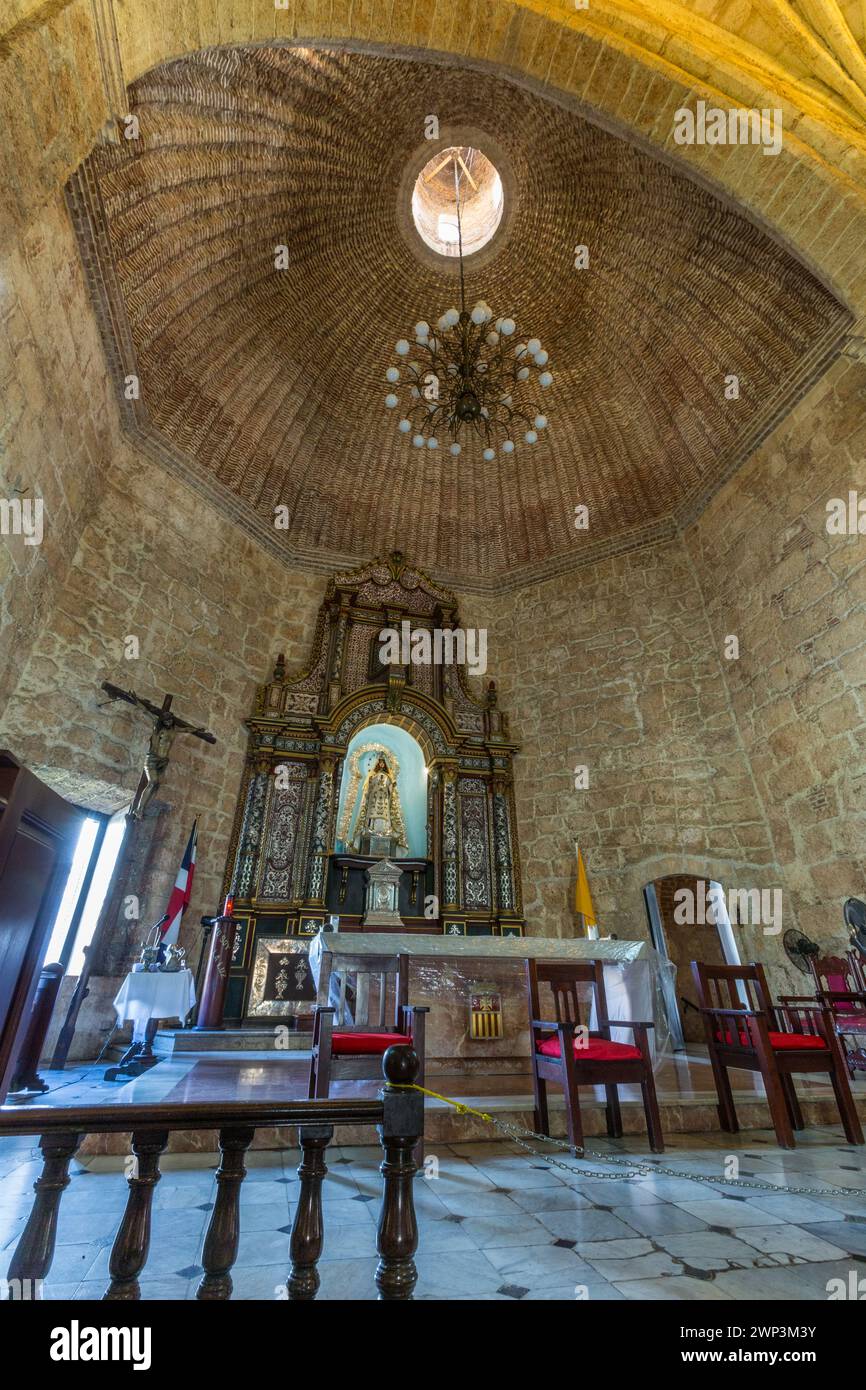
(509, 1184, 594, 1213)
(481, 1241, 596, 1290)
(412, 1218, 477, 1252)
(733, 1223, 848, 1262)
(672, 1198, 786, 1228)
(614, 1275, 733, 1301)
(587, 1251, 683, 1282)
(798, 1219, 866, 1256)
(711, 1260, 847, 1300)
(655, 1229, 776, 1269)
(536, 1207, 638, 1243)
(526, 1281, 626, 1300)
(609, 1203, 709, 1237)
(737, 1192, 848, 1224)
(413, 1249, 506, 1299)
(575, 1237, 654, 1262)
(457, 1211, 557, 1249)
(437, 1189, 525, 1218)
(309, 1197, 381, 1225)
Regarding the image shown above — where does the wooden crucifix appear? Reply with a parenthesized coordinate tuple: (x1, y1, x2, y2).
(100, 682, 216, 820)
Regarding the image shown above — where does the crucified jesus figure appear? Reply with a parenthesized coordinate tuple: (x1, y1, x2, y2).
(100, 682, 217, 821)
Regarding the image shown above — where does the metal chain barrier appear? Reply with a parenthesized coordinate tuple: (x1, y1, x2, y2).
(394, 1083, 866, 1197)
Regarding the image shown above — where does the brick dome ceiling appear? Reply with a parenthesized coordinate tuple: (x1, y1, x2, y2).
(74, 44, 851, 588)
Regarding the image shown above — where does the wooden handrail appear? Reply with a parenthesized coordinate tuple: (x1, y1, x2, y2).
(3, 1044, 425, 1302)
(0, 1097, 385, 1135)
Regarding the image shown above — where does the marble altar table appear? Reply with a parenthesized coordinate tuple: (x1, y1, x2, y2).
(308, 933, 674, 1070)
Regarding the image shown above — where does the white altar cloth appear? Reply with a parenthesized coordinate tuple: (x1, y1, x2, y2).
(113, 969, 196, 1039)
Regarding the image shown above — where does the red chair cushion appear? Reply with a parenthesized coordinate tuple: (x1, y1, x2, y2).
(715, 1027, 827, 1051)
(331, 1030, 412, 1056)
(536, 1035, 642, 1063)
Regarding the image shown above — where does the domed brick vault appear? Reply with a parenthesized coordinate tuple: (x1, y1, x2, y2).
(71, 42, 852, 588)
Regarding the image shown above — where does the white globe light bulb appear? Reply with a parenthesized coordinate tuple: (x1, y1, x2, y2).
(539, 371, 553, 388)
(386, 366, 400, 383)
(427, 437, 438, 450)
(399, 419, 411, 433)
(500, 318, 515, 336)
(450, 442, 461, 456)
(471, 303, 486, 325)
(502, 439, 515, 453)
(385, 393, 398, 408)
(534, 414, 547, 430)
(413, 434, 425, 448)
(395, 339, 410, 356)
(415, 321, 430, 339)
(525, 430, 538, 444)
(517, 366, 529, 380)
(483, 447, 495, 461)
(527, 338, 541, 355)
(514, 343, 527, 358)
(486, 331, 500, 347)
(534, 349, 549, 367)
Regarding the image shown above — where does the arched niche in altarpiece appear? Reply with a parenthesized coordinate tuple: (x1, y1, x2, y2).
(220, 552, 524, 1025)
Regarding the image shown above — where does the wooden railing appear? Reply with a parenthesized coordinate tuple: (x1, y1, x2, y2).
(1, 1045, 424, 1301)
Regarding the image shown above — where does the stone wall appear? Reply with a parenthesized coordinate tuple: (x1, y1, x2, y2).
(487, 540, 778, 954)
(0, 190, 117, 710)
(0, 435, 323, 976)
(685, 355, 866, 954)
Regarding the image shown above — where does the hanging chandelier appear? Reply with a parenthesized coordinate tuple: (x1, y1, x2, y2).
(384, 154, 553, 458)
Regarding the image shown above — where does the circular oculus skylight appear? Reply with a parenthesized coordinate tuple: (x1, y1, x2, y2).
(411, 146, 503, 257)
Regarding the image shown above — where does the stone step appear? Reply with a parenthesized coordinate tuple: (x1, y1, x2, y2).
(154, 1027, 311, 1055)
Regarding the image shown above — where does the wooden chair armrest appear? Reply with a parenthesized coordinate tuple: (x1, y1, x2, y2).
(313, 1005, 336, 1015)
(401, 1005, 430, 1015)
(779, 994, 816, 1004)
(531, 1018, 576, 1032)
(596, 1018, 655, 1030)
(700, 1006, 761, 1018)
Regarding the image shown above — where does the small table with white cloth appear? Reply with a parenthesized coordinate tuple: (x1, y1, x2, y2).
(107, 968, 196, 1080)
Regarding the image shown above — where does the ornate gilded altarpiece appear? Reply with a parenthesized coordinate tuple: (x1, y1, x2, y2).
(221, 553, 523, 1024)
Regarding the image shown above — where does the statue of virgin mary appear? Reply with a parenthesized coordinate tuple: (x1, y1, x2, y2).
(350, 754, 409, 853)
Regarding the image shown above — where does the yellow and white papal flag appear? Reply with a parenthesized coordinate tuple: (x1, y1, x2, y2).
(574, 846, 597, 931)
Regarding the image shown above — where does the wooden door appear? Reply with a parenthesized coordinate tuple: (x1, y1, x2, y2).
(0, 753, 82, 1103)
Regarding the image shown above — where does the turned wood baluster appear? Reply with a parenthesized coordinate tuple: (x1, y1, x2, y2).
(197, 1126, 255, 1299)
(287, 1124, 333, 1300)
(376, 1046, 423, 1301)
(7, 1131, 80, 1298)
(104, 1130, 168, 1300)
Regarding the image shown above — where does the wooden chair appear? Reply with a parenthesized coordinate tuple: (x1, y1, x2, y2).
(308, 949, 427, 1114)
(691, 960, 864, 1150)
(525, 959, 664, 1155)
(781, 951, 866, 1078)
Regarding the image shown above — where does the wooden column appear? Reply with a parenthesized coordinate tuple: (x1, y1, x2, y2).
(104, 1130, 168, 1300)
(376, 1046, 423, 1300)
(8, 963, 64, 1094)
(197, 1126, 255, 1300)
(194, 915, 238, 1030)
(287, 1124, 333, 1300)
(7, 1131, 80, 1295)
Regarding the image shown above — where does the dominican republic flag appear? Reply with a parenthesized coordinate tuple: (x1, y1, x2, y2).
(160, 821, 197, 947)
